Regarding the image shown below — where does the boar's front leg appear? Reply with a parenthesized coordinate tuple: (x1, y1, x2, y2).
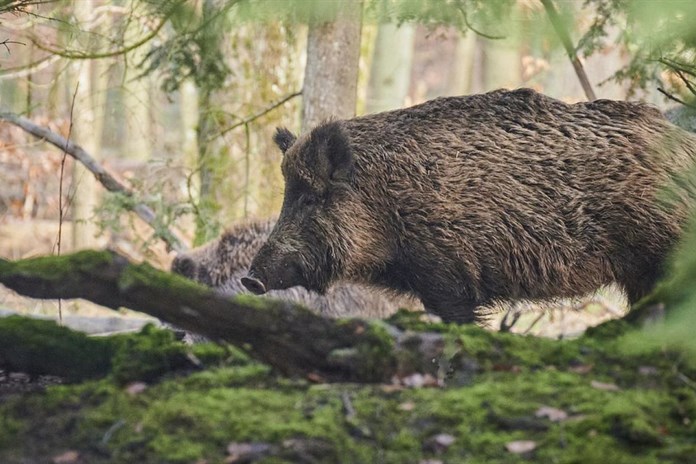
(422, 297, 479, 324)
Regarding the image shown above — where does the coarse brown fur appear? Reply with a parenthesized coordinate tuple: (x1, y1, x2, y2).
(245, 88, 696, 323)
(171, 220, 422, 318)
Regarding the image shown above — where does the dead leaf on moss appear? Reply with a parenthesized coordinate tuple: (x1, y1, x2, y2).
(505, 440, 537, 454)
(225, 442, 273, 463)
(424, 433, 456, 453)
(125, 381, 148, 396)
(52, 450, 80, 463)
(535, 405, 568, 422)
(569, 364, 593, 374)
(591, 380, 620, 391)
(398, 401, 416, 411)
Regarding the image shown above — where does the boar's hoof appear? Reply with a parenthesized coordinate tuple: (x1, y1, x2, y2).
(241, 275, 267, 295)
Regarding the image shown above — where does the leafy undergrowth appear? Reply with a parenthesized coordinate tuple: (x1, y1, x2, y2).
(0, 314, 695, 464)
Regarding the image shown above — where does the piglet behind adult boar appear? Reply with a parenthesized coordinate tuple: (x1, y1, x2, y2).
(243, 88, 696, 323)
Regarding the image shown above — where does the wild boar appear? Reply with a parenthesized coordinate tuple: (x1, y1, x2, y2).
(243, 88, 696, 323)
(171, 220, 422, 318)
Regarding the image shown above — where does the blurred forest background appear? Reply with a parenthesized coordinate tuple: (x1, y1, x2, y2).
(1, 0, 695, 331)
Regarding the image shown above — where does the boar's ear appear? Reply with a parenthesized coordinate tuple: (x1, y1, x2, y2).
(312, 121, 354, 185)
(273, 127, 297, 154)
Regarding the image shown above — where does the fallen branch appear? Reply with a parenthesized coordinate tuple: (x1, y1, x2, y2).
(0, 111, 188, 252)
(0, 250, 447, 383)
(540, 0, 597, 101)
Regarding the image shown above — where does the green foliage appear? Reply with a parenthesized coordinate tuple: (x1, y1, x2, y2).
(138, 0, 521, 95)
(0, 316, 114, 381)
(621, 214, 696, 363)
(94, 164, 195, 253)
(579, 0, 696, 100)
(234, 0, 515, 30)
(139, 0, 234, 93)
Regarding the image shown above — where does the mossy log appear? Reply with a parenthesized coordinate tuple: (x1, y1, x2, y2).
(0, 250, 445, 383)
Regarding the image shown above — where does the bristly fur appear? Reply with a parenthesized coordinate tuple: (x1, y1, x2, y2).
(249, 88, 696, 323)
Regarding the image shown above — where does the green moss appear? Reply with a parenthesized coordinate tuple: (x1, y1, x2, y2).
(386, 308, 451, 332)
(0, 317, 238, 385)
(351, 320, 398, 381)
(231, 293, 286, 311)
(0, 250, 114, 282)
(2, 343, 695, 464)
(585, 318, 632, 339)
(0, 316, 115, 381)
(109, 324, 196, 385)
(118, 260, 210, 297)
(2, 300, 696, 463)
(190, 341, 249, 366)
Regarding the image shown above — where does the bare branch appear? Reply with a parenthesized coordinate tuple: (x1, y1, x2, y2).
(29, 14, 169, 60)
(0, 54, 60, 79)
(0, 111, 188, 252)
(658, 87, 695, 108)
(456, 6, 505, 40)
(0, 38, 26, 54)
(540, 0, 597, 101)
(213, 90, 303, 141)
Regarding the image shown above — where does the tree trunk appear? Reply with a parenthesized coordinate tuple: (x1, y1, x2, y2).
(70, 4, 107, 251)
(301, 1, 363, 131)
(448, 31, 477, 96)
(122, 17, 152, 161)
(365, 23, 415, 113)
(180, 79, 199, 168)
(69, 48, 99, 249)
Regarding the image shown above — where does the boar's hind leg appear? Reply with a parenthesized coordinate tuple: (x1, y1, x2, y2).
(620, 267, 662, 306)
(423, 298, 479, 324)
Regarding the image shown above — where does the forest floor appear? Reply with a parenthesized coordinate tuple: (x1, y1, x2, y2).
(0, 226, 691, 463)
(0, 312, 694, 464)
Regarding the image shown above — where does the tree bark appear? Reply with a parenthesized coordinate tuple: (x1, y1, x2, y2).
(0, 250, 447, 383)
(301, 1, 362, 131)
(69, 31, 101, 250)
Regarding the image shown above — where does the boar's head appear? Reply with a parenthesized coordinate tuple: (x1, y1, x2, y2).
(243, 121, 382, 295)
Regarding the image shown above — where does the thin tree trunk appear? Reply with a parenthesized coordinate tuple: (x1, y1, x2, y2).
(301, 1, 363, 130)
(122, 18, 152, 161)
(540, 0, 596, 101)
(70, 58, 100, 250)
(448, 32, 477, 96)
(180, 79, 199, 168)
(365, 23, 415, 113)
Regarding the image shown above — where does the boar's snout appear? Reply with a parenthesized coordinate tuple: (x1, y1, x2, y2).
(245, 242, 307, 293)
(241, 272, 267, 295)
(171, 255, 196, 279)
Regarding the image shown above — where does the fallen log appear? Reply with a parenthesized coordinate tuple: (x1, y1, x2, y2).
(0, 250, 446, 383)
